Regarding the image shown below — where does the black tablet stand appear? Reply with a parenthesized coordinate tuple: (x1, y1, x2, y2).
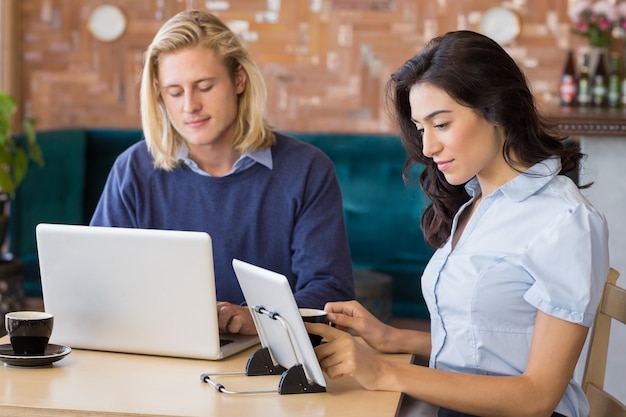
(200, 305, 326, 395)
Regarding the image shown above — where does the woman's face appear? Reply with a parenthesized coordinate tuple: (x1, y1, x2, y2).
(409, 82, 512, 194)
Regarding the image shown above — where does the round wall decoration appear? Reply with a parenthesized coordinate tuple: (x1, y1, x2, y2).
(479, 7, 521, 45)
(87, 4, 127, 42)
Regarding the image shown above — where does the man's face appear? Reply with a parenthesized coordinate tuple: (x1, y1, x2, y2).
(157, 46, 246, 149)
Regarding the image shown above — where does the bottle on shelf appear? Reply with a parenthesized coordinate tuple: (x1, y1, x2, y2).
(559, 50, 577, 107)
(577, 52, 591, 107)
(607, 52, 621, 108)
(591, 51, 608, 107)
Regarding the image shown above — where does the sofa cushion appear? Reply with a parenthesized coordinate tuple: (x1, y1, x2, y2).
(83, 129, 143, 222)
(8, 129, 87, 296)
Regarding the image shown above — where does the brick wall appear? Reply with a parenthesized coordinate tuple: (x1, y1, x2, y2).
(11, 0, 623, 133)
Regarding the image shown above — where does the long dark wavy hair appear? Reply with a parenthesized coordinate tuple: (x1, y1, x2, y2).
(386, 31, 584, 249)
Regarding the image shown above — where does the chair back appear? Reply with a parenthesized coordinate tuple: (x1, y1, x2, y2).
(582, 268, 626, 417)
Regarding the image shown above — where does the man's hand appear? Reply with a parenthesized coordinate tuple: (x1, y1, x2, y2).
(216, 302, 257, 335)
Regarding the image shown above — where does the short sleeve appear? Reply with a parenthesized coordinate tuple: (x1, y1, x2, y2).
(522, 202, 609, 327)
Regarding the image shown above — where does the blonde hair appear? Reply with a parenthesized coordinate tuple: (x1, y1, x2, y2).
(139, 10, 274, 170)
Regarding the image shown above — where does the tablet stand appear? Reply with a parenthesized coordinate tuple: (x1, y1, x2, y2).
(200, 306, 326, 395)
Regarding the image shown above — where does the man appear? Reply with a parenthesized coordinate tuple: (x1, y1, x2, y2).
(91, 10, 354, 335)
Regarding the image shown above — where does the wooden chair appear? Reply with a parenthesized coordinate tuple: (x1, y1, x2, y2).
(582, 268, 626, 417)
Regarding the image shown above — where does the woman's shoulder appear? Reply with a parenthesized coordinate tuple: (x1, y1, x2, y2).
(525, 175, 608, 246)
(548, 175, 603, 214)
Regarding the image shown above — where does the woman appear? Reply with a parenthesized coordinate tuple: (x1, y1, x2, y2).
(307, 31, 609, 417)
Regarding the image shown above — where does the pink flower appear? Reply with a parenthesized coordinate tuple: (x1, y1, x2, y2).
(568, 0, 618, 47)
(598, 17, 611, 29)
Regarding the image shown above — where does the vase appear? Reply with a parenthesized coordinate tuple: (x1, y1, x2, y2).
(588, 46, 610, 78)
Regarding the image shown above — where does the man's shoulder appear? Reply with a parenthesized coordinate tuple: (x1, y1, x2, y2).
(109, 140, 158, 177)
(272, 131, 331, 162)
(114, 140, 151, 164)
(123, 139, 150, 156)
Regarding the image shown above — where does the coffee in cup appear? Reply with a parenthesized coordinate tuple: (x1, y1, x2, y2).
(4, 311, 54, 355)
(299, 308, 329, 347)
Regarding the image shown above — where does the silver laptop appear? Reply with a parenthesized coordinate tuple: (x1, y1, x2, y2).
(36, 223, 259, 360)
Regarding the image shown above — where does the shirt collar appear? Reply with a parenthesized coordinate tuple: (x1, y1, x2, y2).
(177, 146, 273, 176)
(465, 158, 561, 202)
(246, 147, 273, 169)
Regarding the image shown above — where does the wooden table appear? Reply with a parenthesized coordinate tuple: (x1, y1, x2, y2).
(0, 336, 412, 417)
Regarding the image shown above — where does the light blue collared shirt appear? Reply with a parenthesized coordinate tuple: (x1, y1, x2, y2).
(421, 158, 609, 417)
(178, 146, 273, 176)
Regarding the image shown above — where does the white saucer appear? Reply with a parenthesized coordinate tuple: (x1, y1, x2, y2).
(0, 343, 71, 367)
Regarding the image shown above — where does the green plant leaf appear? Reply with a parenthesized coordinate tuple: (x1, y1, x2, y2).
(0, 166, 15, 198)
(23, 117, 44, 166)
(0, 93, 15, 117)
(0, 91, 43, 199)
(0, 118, 9, 145)
(12, 148, 28, 188)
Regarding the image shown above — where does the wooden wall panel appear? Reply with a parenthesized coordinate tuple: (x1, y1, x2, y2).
(8, 0, 619, 133)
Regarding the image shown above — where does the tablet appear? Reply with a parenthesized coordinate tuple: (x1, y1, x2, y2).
(232, 259, 326, 388)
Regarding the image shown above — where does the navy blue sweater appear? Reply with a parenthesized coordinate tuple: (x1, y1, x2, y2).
(90, 133, 355, 308)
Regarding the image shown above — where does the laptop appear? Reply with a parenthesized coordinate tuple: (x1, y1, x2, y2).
(35, 223, 259, 360)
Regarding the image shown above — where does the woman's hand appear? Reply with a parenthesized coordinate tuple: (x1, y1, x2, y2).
(305, 322, 392, 391)
(323, 300, 395, 352)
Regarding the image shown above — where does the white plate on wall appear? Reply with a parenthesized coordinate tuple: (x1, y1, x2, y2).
(480, 7, 521, 45)
(87, 4, 127, 42)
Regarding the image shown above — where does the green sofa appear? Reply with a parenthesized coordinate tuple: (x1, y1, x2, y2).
(9, 129, 434, 319)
